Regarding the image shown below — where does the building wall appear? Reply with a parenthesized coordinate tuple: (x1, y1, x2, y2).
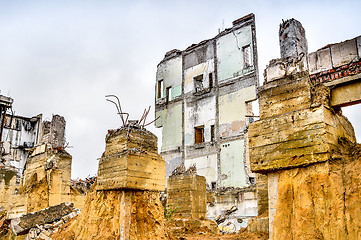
(1, 114, 42, 177)
(155, 14, 258, 186)
(156, 102, 182, 152)
(184, 96, 216, 146)
(217, 24, 254, 82)
(218, 85, 256, 139)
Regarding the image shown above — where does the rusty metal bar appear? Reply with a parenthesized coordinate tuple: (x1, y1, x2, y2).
(106, 98, 125, 126)
(143, 116, 160, 127)
(105, 95, 125, 124)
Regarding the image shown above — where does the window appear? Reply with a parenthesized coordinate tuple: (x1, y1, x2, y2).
(243, 45, 251, 67)
(194, 74, 204, 93)
(249, 177, 256, 185)
(209, 73, 213, 88)
(194, 126, 204, 144)
(211, 182, 216, 191)
(157, 80, 164, 99)
(166, 87, 171, 102)
(210, 125, 215, 142)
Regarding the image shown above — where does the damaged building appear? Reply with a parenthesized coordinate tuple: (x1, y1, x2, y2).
(0, 95, 42, 182)
(155, 13, 259, 229)
(0, 94, 86, 219)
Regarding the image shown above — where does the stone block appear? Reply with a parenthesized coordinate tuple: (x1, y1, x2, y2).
(249, 106, 355, 172)
(331, 39, 358, 68)
(259, 76, 311, 119)
(331, 79, 361, 107)
(308, 48, 333, 74)
(96, 127, 166, 191)
(264, 60, 286, 82)
(308, 51, 317, 74)
(167, 175, 207, 219)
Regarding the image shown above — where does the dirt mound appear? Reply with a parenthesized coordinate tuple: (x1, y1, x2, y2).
(51, 183, 168, 240)
(272, 138, 361, 240)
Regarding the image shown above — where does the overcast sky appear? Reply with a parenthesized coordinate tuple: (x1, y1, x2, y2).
(1, 0, 360, 179)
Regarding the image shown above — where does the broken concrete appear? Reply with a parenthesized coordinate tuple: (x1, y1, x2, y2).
(97, 126, 165, 191)
(51, 125, 168, 240)
(167, 174, 207, 219)
(10, 202, 75, 235)
(248, 18, 361, 240)
(279, 18, 308, 59)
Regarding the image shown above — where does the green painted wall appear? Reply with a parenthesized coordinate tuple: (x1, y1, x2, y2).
(216, 25, 253, 82)
(220, 139, 247, 188)
(161, 103, 182, 151)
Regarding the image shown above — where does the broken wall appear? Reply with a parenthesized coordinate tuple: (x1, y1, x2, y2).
(249, 19, 361, 239)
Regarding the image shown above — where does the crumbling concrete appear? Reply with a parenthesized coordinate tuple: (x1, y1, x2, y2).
(97, 127, 165, 191)
(10, 202, 75, 235)
(38, 115, 66, 149)
(50, 125, 168, 240)
(248, 19, 361, 240)
(279, 18, 308, 59)
(167, 173, 207, 219)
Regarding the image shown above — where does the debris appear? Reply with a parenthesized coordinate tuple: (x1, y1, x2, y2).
(10, 202, 76, 235)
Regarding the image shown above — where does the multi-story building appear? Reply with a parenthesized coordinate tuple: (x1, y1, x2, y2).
(155, 13, 259, 228)
(0, 95, 42, 179)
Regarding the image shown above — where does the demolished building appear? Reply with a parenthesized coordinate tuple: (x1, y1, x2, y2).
(155, 13, 259, 229)
(248, 18, 361, 239)
(0, 94, 86, 219)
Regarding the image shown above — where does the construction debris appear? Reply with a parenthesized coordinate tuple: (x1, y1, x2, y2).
(10, 202, 77, 235)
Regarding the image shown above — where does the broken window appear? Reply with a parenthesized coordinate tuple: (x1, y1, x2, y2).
(210, 125, 215, 142)
(194, 126, 204, 144)
(166, 87, 172, 102)
(194, 74, 204, 93)
(243, 45, 251, 67)
(209, 73, 213, 88)
(157, 80, 164, 99)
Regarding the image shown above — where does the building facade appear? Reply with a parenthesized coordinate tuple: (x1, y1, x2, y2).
(155, 13, 259, 190)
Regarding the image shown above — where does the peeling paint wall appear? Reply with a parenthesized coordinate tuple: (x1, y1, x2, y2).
(184, 96, 216, 146)
(220, 140, 247, 187)
(185, 154, 217, 184)
(157, 102, 182, 151)
(155, 13, 259, 230)
(217, 25, 254, 82)
(156, 54, 183, 100)
(219, 85, 256, 138)
(155, 14, 258, 189)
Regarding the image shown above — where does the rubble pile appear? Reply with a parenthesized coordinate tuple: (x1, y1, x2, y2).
(1, 202, 79, 240)
(71, 176, 96, 194)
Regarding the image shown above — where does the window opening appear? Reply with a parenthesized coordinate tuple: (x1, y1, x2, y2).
(157, 80, 164, 99)
(194, 74, 204, 93)
(166, 87, 172, 102)
(243, 45, 251, 67)
(209, 73, 213, 88)
(210, 125, 215, 142)
(211, 181, 217, 191)
(194, 126, 204, 144)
